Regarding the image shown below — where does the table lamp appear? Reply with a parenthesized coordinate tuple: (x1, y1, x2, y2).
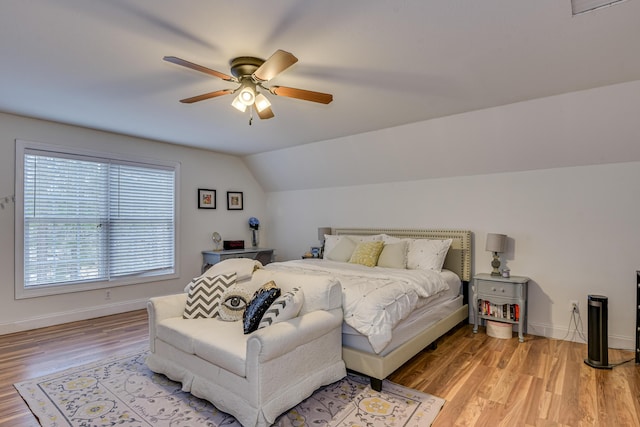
(485, 233, 507, 276)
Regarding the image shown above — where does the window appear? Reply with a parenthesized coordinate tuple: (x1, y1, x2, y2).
(15, 140, 179, 298)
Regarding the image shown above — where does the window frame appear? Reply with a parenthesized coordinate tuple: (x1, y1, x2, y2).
(15, 139, 180, 299)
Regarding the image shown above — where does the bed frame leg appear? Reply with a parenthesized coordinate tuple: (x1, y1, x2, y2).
(370, 377, 383, 392)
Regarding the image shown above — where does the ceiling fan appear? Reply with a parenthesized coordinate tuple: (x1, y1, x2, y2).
(164, 49, 333, 122)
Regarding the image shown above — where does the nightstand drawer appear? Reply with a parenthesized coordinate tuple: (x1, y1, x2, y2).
(476, 279, 520, 298)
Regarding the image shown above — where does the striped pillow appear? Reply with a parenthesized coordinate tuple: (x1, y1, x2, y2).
(183, 273, 237, 319)
(258, 287, 304, 329)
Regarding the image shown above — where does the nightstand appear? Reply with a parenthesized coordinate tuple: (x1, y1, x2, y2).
(201, 248, 274, 273)
(472, 273, 529, 342)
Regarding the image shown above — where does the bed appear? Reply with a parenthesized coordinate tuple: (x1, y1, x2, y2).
(265, 228, 472, 391)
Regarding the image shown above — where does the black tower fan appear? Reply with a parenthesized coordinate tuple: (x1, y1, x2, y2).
(584, 295, 613, 369)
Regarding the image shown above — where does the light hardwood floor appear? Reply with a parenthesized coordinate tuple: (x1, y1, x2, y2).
(1, 310, 638, 426)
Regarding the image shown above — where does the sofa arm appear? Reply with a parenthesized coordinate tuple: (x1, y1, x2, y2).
(148, 293, 187, 322)
(247, 307, 343, 363)
(147, 293, 187, 352)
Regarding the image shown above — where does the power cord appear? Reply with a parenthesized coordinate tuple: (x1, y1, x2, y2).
(561, 304, 587, 343)
(563, 304, 635, 367)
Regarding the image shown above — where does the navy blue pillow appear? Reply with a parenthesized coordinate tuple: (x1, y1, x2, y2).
(243, 282, 281, 334)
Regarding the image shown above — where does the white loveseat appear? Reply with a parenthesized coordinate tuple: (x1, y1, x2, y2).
(146, 268, 346, 427)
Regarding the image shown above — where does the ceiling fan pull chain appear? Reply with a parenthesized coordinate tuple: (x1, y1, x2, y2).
(249, 108, 253, 126)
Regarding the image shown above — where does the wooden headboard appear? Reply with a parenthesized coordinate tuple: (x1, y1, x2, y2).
(332, 228, 472, 283)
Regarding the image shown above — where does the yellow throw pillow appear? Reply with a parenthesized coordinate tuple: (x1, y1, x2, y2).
(349, 241, 384, 267)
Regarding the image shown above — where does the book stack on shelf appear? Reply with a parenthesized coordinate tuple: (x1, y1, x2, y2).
(478, 300, 520, 321)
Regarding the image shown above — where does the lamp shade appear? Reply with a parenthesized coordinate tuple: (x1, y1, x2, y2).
(318, 227, 332, 241)
(231, 94, 248, 112)
(485, 233, 507, 253)
(254, 93, 271, 112)
(238, 85, 255, 105)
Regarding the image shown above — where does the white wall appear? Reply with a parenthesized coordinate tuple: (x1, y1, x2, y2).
(0, 112, 267, 333)
(265, 163, 640, 350)
(246, 79, 640, 192)
(257, 81, 640, 350)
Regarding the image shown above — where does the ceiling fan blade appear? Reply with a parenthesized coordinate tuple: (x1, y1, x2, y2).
(252, 50, 298, 82)
(179, 89, 234, 104)
(255, 105, 275, 119)
(164, 56, 235, 82)
(269, 86, 333, 104)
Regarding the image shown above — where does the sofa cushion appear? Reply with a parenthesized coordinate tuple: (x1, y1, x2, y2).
(192, 321, 248, 377)
(243, 282, 281, 334)
(157, 317, 249, 377)
(183, 273, 237, 319)
(156, 317, 212, 354)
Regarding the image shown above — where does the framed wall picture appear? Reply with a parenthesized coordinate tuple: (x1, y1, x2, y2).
(227, 191, 244, 210)
(198, 189, 216, 209)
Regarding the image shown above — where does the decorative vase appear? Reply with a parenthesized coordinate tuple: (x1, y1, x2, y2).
(251, 229, 259, 247)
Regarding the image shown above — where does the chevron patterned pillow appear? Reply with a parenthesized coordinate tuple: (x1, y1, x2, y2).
(183, 273, 237, 319)
(257, 287, 304, 330)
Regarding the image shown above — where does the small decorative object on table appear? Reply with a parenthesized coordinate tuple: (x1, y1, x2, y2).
(249, 216, 260, 247)
(211, 232, 222, 251)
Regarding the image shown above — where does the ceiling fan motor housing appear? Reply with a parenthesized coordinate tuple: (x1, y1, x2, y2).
(230, 56, 265, 79)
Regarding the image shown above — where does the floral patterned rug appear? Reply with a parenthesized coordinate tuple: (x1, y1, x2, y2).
(15, 350, 445, 426)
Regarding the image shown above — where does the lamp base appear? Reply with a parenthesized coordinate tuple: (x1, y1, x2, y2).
(491, 252, 501, 276)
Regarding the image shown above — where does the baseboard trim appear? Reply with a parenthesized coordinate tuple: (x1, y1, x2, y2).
(0, 299, 148, 336)
(527, 321, 634, 351)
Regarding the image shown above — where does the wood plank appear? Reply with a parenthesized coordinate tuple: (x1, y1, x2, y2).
(0, 310, 149, 425)
(1, 311, 638, 426)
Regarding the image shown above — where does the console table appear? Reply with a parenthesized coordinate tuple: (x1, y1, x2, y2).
(201, 248, 274, 273)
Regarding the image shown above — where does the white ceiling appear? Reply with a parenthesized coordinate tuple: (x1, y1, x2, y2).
(1, 0, 639, 156)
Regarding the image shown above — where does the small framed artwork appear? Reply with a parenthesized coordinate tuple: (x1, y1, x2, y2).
(198, 189, 216, 209)
(227, 191, 244, 210)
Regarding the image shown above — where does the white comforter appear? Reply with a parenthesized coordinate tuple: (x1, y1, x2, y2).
(265, 259, 450, 353)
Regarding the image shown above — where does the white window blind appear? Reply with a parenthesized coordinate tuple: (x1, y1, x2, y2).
(21, 146, 176, 291)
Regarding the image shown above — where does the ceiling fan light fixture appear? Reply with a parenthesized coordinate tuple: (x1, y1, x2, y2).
(231, 94, 247, 112)
(254, 93, 271, 113)
(238, 85, 256, 106)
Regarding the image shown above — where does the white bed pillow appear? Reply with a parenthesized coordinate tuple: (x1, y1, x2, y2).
(407, 238, 452, 272)
(323, 234, 383, 261)
(325, 236, 357, 262)
(380, 234, 402, 244)
(322, 234, 342, 257)
(376, 241, 408, 269)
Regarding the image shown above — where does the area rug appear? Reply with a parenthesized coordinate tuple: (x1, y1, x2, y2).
(15, 350, 445, 427)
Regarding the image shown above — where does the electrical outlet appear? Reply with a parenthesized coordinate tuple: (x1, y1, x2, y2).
(569, 300, 578, 313)
(105, 290, 111, 300)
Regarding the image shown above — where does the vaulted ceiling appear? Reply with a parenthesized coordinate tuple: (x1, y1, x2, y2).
(1, 1, 639, 155)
